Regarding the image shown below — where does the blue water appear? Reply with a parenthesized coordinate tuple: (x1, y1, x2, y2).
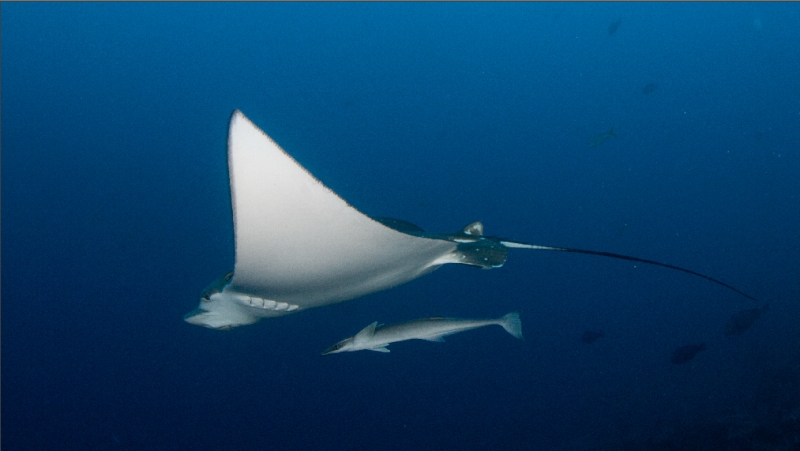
(3, 3, 799, 450)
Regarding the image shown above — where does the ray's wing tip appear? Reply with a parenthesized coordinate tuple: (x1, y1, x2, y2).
(230, 109, 250, 128)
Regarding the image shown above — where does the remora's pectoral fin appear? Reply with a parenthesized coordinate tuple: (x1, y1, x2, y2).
(368, 346, 390, 353)
(422, 336, 446, 342)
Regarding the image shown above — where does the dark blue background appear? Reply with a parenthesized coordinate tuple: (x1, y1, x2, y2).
(3, 3, 799, 450)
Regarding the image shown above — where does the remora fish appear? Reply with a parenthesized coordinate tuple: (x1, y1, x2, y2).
(608, 19, 622, 36)
(724, 303, 769, 336)
(588, 128, 617, 147)
(581, 330, 605, 344)
(322, 312, 523, 354)
(642, 82, 659, 95)
(670, 343, 706, 364)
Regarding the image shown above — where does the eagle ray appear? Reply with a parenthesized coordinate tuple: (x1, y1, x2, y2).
(184, 110, 758, 330)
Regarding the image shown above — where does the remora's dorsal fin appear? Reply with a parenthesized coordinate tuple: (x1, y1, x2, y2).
(461, 221, 484, 236)
(355, 321, 378, 342)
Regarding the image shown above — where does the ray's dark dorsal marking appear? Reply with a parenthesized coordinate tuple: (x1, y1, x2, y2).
(500, 241, 759, 302)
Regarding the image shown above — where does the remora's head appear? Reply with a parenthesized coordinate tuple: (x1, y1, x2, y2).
(321, 337, 356, 355)
(184, 271, 258, 330)
(322, 322, 379, 354)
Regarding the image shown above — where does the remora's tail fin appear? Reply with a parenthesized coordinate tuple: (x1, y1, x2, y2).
(499, 312, 523, 340)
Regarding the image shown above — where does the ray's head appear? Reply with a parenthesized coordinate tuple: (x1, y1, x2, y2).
(184, 271, 258, 330)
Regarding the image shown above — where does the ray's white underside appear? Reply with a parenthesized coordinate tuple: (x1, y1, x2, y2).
(185, 111, 465, 329)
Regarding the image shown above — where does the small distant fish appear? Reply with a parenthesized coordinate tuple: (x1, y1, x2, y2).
(608, 19, 622, 36)
(670, 343, 706, 364)
(581, 330, 605, 344)
(588, 128, 617, 147)
(322, 312, 523, 354)
(642, 82, 659, 95)
(724, 304, 769, 336)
